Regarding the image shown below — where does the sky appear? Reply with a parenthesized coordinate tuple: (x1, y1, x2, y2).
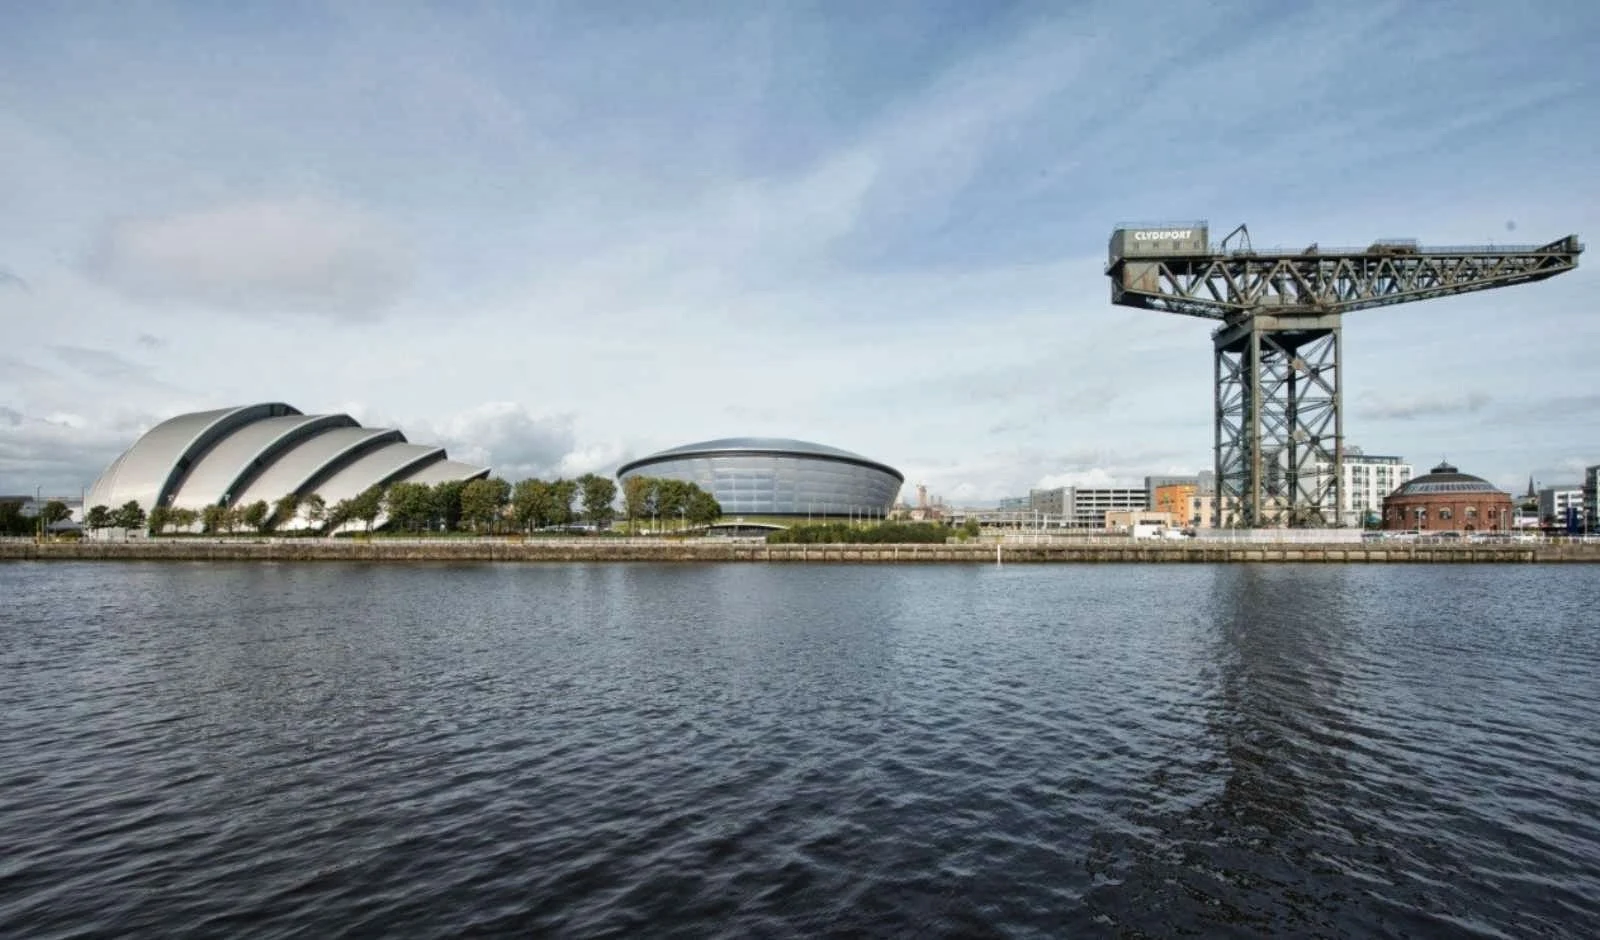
(3, 0, 1598, 504)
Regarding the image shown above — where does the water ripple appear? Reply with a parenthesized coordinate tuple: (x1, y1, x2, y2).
(2, 561, 1598, 937)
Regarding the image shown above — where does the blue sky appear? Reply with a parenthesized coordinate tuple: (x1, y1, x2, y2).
(2, 0, 1597, 502)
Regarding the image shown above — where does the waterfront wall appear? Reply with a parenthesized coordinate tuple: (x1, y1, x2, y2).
(5, 538, 1600, 563)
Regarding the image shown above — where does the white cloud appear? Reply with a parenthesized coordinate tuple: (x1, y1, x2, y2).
(89, 198, 414, 320)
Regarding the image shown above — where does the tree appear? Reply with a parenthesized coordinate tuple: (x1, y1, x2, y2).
(655, 479, 691, 531)
(169, 507, 199, 532)
(41, 500, 71, 528)
(241, 500, 269, 533)
(304, 494, 327, 532)
(686, 487, 722, 528)
(461, 477, 510, 532)
(549, 478, 578, 528)
(385, 482, 436, 532)
(511, 478, 554, 532)
(623, 476, 655, 529)
(201, 504, 228, 534)
(350, 486, 385, 533)
(111, 500, 146, 531)
(271, 493, 301, 532)
(147, 505, 170, 535)
(579, 474, 617, 531)
(85, 504, 111, 532)
(326, 498, 354, 533)
(432, 480, 467, 532)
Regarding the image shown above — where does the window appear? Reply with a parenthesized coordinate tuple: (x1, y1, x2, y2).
(1439, 507, 1453, 520)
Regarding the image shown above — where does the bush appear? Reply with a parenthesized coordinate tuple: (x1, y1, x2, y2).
(766, 522, 955, 545)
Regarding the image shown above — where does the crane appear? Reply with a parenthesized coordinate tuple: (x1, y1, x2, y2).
(1106, 223, 1582, 528)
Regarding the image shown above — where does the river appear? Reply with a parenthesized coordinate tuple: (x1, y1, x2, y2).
(3, 562, 1597, 937)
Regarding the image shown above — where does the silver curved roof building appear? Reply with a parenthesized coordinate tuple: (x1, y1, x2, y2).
(87, 402, 488, 530)
(617, 437, 903, 517)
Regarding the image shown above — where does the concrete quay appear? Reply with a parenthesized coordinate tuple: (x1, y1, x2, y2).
(5, 538, 1600, 563)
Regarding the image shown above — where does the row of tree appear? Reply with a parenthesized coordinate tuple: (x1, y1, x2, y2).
(0, 499, 76, 536)
(76, 473, 723, 536)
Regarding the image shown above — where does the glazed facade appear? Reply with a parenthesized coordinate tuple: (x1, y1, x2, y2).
(617, 438, 903, 517)
(86, 402, 488, 531)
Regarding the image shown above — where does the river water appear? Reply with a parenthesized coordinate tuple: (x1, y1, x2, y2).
(2, 562, 1597, 937)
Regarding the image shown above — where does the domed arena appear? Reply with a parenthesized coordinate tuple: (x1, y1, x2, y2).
(616, 438, 903, 518)
(1381, 461, 1512, 532)
(86, 402, 487, 531)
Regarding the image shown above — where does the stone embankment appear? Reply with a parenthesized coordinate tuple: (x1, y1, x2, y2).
(5, 538, 1600, 563)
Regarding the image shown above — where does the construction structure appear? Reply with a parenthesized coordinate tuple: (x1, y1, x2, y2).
(1106, 223, 1582, 527)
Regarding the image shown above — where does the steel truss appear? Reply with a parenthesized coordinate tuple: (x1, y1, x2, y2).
(1109, 232, 1582, 528)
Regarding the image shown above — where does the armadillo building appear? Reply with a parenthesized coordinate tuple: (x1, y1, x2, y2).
(617, 437, 903, 518)
(86, 402, 487, 531)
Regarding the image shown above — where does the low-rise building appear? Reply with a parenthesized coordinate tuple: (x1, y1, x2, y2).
(1381, 461, 1513, 532)
(1538, 485, 1584, 528)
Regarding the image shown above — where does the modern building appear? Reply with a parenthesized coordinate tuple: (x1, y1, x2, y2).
(990, 484, 1151, 528)
(616, 438, 903, 518)
(1153, 483, 1196, 526)
(1537, 486, 1584, 529)
(86, 402, 488, 531)
(1586, 465, 1599, 533)
(1309, 447, 1412, 527)
(1380, 461, 1513, 532)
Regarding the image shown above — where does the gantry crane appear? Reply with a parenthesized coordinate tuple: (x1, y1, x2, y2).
(1106, 223, 1582, 528)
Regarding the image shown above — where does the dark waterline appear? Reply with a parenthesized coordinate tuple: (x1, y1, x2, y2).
(3, 562, 1598, 937)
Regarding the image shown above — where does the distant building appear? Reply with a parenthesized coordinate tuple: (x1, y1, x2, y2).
(1309, 446, 1412, 527)
(1104, 510, 1175, 533)
(988, 484, 1147, 528)
(1586, 465, 1599, 533)
(1153, 483, 1196, 527)
(1070, 487, 1147, 528)
(1381, 461, 1513, 532)
(1538, 485, 1584, 529)
(618, 437, 903, 519)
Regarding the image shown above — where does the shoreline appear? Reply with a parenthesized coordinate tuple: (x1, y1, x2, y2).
(5, 538, 1599, 563)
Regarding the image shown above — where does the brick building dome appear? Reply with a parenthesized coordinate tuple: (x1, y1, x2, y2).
(1382, 461, 1512, 532)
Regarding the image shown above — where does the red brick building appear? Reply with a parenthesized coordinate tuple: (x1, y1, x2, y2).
(1381, 461, 1513, 532)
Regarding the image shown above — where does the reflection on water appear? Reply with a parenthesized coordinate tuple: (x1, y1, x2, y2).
(2, 562, 1597, 937)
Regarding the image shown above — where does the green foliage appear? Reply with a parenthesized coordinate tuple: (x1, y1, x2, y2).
(201, 504, 228, 534)
(41, 500, 71, 527)
(578, 474, 616, 530)
(511, 478, 556, 531)
(962, 518, 981, 538)
(271, 493, 301, 532)
(766, 522, 954, 545)
(304, 494, 327, 530)
(111, 500, 147, 531)
(350, 486, 385, 532)
(326, 498, 354, 532)
(169, 507, 199, 532)
(148, 505, 170, 535)
(687, 488, 721, 527)
(0, 500, 29, 536)
(460, 477, 511, 532)
(384, 482, 437, 532)
(84, 504, 111, 531)
(431, 480, 466, 531)
(241, 500, 269, 533)
(622, 476, 654, 525)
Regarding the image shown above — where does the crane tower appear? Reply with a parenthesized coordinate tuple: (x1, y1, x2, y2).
(1106, 222, 1582, 528)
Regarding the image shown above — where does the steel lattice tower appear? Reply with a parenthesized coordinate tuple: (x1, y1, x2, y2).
(1106, 223, 1582, 528)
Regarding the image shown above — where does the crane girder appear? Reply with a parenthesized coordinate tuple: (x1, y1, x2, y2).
(1109, 235, 1582, 321)
(1105, 225, 1582, 529)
